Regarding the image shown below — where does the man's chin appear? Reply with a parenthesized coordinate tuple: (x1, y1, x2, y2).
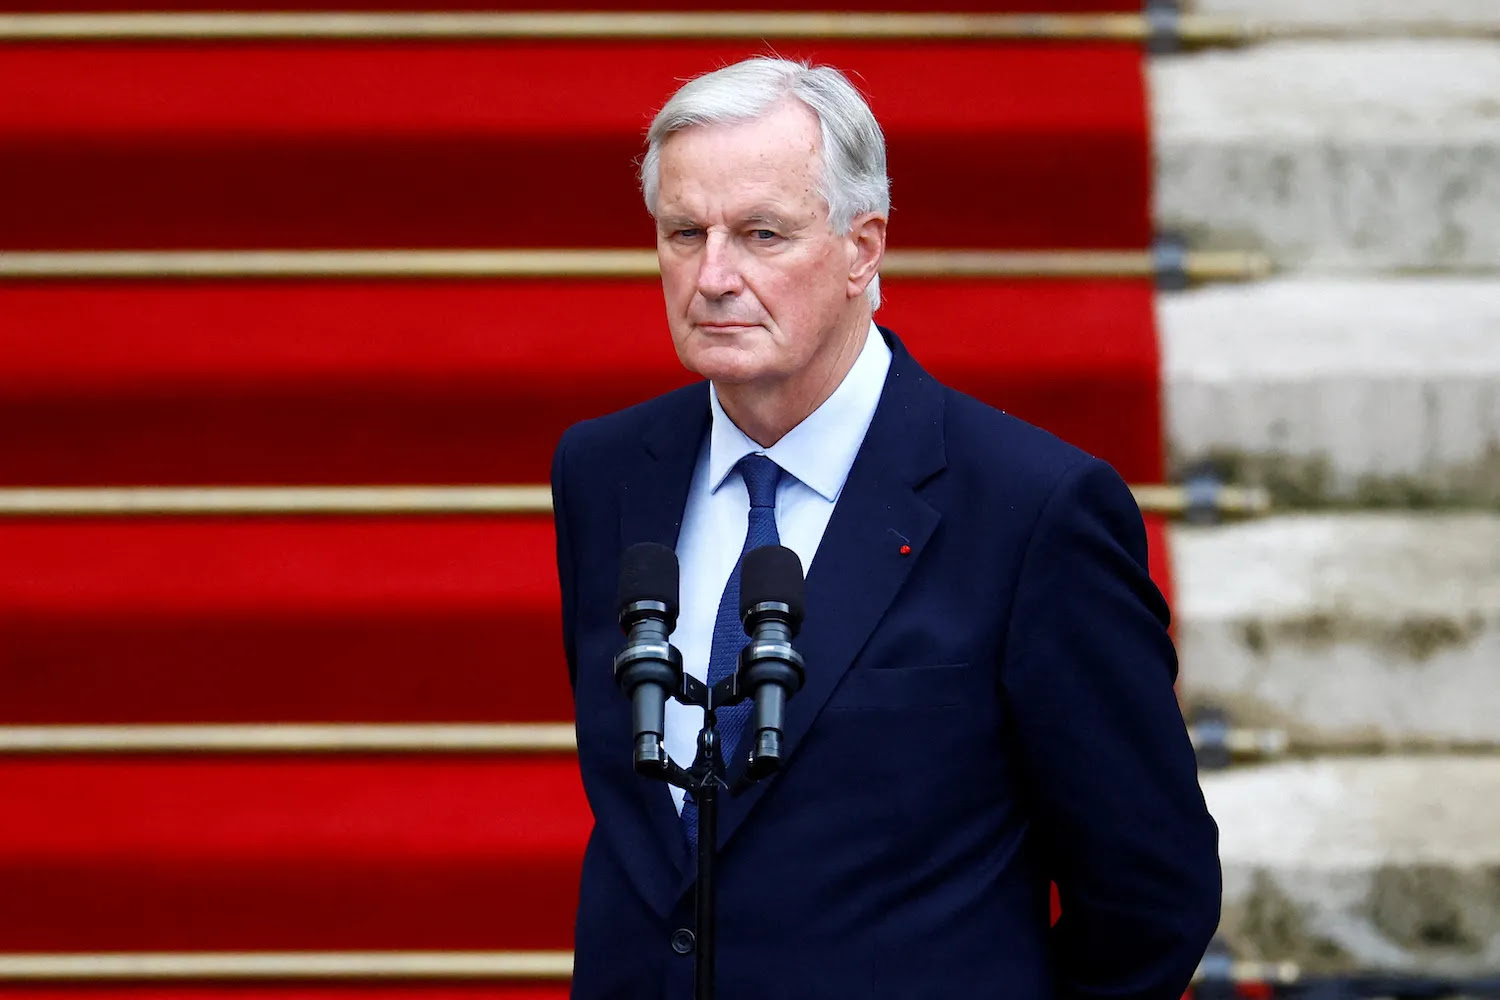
(678, 339, 769, 385)
(687, 360, 759, 386)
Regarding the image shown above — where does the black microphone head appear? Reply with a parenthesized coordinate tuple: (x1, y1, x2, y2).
(617, 542, 679, 617)
(740, 544, 805, 622)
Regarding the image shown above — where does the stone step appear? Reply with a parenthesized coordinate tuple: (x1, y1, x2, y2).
(1150, 40, 1500, 272)
(1186, 0, 1500, 31)
(1171, 513, 1500, 749)
(1204, 756, 1500, 974)
(1160, 277, 1500, 507)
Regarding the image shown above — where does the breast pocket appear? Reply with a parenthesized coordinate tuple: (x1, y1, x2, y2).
(825, 662, 980, 711)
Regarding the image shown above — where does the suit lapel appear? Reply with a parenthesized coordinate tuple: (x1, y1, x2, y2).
(615, 384, 712, 903)
(691, 332, 948, 884)
(619, 384, 709, 554)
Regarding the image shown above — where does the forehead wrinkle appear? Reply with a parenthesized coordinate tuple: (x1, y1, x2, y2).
(741, 207, 793, 226)
(655, 108, 829, 226)
(656, 194, 803, 229)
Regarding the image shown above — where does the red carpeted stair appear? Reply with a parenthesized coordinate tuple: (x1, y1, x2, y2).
(0, 41, 1147, 251)
(4, 0, 1130, 9)
(0, 992, 569, 1000)
(0, 518, 567, 722)
(0, 0, 1171, 991)
(0, 757, 586, 950)
(0, 278, 1161, 485)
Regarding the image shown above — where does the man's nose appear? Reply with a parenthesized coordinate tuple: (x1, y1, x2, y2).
(695, 232, 743, 299)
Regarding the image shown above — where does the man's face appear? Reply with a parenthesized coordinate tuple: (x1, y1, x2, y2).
(653, 101, 867, 388)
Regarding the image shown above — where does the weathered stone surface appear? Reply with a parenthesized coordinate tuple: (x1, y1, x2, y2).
(1160, 278, 1500, 507)
(1186, 0, 1500, 30)
(1150, 41, 1500, 271)
(1204, 757, 1500, 972)
(1172, 514, 1500, 748)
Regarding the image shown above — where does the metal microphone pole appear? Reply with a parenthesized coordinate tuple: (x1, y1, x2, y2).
(615, 543, 805, 1000)
(690, 711, 721, 1000)
(629, 636, 767, 1000)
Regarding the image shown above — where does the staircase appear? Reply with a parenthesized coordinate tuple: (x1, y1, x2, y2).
(1161, 0, 1500, 979)
(0, 0, 1204, 993)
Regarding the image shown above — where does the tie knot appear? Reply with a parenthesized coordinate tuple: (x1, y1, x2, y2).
(738, 454, 782, 509)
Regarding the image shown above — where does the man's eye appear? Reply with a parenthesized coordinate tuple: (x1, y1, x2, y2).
(750, 229, 778, 241)
(674, 228, 702, 239)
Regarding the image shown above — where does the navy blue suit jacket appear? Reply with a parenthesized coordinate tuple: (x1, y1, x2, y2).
(551, 329, 1220, 1000)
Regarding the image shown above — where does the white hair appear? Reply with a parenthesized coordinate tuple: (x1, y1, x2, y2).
(640, 56, 890, 309)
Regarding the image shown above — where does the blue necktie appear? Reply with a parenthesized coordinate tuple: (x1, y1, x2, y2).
(681, 453, 782, 851)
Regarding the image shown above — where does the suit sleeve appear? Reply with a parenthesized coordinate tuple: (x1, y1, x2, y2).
(550, 430, 579, 694)
(1000, 457, 1221, 1000)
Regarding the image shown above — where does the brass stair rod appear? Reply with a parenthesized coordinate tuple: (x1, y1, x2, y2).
(0, 11, 1493, 44)
(0, 723, 578, 754)
(0, 722, 1288, 756)
(0, 950, 1298, 983)
(0, 249, 1273, 283)
(0, 485, 555, 516)
(0, 484, 1272, 519)
(0, 11, 1229, 43)
(0, 951, 574, 981)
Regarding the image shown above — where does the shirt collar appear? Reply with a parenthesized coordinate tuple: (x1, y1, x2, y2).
(707, 321, 892, 502)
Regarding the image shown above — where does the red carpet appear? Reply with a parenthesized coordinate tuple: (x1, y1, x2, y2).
(1145, 516, 1173, 613)
(0, 277, 1161, 487)
(0, 992, 568, 1000)
(0, 512, 1172, 725)
(0, 992, 569, 1000)
(0, 757, 586, 950)
(0, 518, 568, 723)
(0, 8, 1173, 980)
(6, 1, 1133, 8)
(0, 41, 1147, 251)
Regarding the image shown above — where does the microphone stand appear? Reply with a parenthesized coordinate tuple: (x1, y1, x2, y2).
(617, 543, 805, 1000)
(643, 669, 762, 1000)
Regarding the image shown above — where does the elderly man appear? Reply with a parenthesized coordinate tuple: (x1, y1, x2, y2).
(551, 56, 1220, 1000)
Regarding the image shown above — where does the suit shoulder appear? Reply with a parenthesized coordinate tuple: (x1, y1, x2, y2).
(556, 382, 707, 465)
(939, 385, 1103, 490)
(933, 384, 1149, 570)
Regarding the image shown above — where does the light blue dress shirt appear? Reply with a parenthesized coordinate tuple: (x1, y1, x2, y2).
(666, 322, 892, 812)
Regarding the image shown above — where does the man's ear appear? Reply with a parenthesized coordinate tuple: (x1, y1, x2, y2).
(846, 213, 888, 300)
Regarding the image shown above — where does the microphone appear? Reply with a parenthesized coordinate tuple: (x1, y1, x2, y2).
(737, 544, 807, 780)
(613, 542, 684, 777)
